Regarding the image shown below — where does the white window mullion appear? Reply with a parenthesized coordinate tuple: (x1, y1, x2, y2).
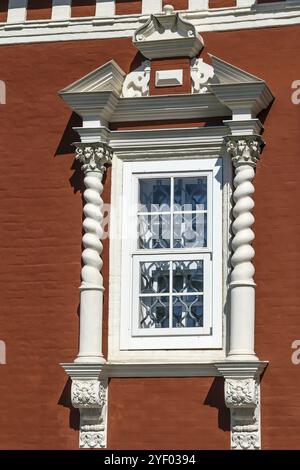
(170, 176, 174, 249)
(169, 260, 173, 329)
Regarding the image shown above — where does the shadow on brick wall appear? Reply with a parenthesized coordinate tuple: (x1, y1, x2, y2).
(204, 377, 230, 431)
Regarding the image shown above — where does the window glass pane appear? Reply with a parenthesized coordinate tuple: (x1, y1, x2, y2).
(138, 214, 171, 249)
(173, 213, 207, 248)
(139, 296, 170, 328)
(172, 260, 203, 293)
(173, 295, 203, 328)
(174, 177, 207, 211)
(139, 178, 170, 212)
(140, 261, 170, 294)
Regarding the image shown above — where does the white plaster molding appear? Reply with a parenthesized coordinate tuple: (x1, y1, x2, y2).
(72, 126, 229, 153)
(216, 361, 267, 450)
(121, 60, 150, 98)
(236, 0, 257, 6)
(96, 0, 115, 17)
(142, 0, 162, 14)
(223, 118, 263, 136)
(51, 0, 71, 21)
(189, 0, 208, 9)
(133, 5, 204, 59)
(191, 58, 214, 94)
(59, 55, 272, 124)
(74, 142, 113, 364)
(60, 60, 125, 94)
(7, 0, 27, 24)
(1, 3, 300, 45)
(112, 93, 230, 121)
(155, 69, 183, 87)
(62, 361, 267, 378)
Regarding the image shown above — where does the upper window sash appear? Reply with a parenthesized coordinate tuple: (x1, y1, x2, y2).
(133, 172, 213, 253)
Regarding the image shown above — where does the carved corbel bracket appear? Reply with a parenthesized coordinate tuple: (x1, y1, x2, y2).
(215, 362, 267, 450)
(61, 364, 108, 449)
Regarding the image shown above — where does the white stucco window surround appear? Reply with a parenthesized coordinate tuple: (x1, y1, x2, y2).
(59, 8, 273, 450)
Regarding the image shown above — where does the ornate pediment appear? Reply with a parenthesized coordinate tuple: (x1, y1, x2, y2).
(133, 5, 204, 59)
(209, 55, 264, 84)
(59, 60, 125, 95)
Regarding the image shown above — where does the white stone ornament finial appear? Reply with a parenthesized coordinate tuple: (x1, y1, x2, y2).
(163, 5, 174, 15)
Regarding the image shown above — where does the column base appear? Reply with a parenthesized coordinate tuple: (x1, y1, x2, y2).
(74, 355, 106, 364)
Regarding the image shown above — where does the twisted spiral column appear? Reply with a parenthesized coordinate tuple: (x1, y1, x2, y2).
(226, 136, 263, 360)
(74, 142, 112, 364)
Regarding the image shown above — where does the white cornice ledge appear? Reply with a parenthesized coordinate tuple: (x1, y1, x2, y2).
(211, 83, 274, 118)
(0, 3, 300, 45)
(62, 362, 217, 378)
(73, 126, 229, 152)
(215, 361, 268, 379)
(61, 361, 268, 378)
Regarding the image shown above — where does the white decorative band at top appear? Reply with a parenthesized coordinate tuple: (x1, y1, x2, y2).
(1, 2, 300, 45)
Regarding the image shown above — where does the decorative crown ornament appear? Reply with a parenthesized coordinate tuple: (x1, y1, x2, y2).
(75, 142, 113, 173)
(225, 135, 264, 167)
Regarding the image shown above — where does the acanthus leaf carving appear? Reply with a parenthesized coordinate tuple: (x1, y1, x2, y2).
(224, 377, 260, 450)
(71, 379, 108, 449)
(225, 379, 258, 408)
(121, 60, 151, 98)
(232, 432, 260, 450)
(75, 142, 113, 174)
(191, 58, 214, 94)
(225, 135, 263, 167)
(72, 380, 106, 408)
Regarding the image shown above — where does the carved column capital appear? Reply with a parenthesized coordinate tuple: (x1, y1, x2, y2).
(225, 135, 264, 167)
(75, 142, 113, 174)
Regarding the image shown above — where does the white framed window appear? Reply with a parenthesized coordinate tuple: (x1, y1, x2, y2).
(119, 158, 223, 350)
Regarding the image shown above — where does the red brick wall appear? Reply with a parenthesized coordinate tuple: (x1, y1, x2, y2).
(0, 25, 299, 449)
(149, 58, 191, 95)
(162, 0, 189, 9)
(27, 0, 53, 20)
(0, 0, 8, 23)
(209, 0, 236, 7)
(115, 0, 142, 15)
(71, 0, 96, 18)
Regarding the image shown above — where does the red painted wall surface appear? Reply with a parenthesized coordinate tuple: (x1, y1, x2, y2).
(0, 25, 299, 449)
(0, 0, 8, 23)
(27, 0, 53, 20)
(162, 0, 189, 9)
(209, 0, 236, 7)
(71, 0, 96, 18)
(149, 58, 191, 95)
(115, 0, 142, 15)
